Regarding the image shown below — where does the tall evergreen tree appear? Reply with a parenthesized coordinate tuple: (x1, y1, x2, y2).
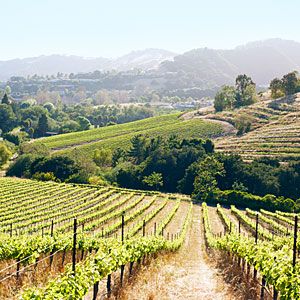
(1, 93, 9, 105)
(36, 114, 49, 137)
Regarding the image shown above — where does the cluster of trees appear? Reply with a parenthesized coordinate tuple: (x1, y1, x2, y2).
(0, 88, 155, 144)
(7, 144, 96, 183)
(214, 74, 257, 112)
(111, 135, 214, 192)
(270, 71, 300, 99)
(7, 135, 300, 212)
(9, 71, 204, 105)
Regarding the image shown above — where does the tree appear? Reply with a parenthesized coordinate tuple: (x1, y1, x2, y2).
(192, 156, 224, 202)
(112, 148, 128, 167)
(214, 85, 236, 111)
(235, 74, 256, 107)
(128, 135, 147, 164)
(282, 71, 299, 95)
(234, 113, 255, 135)
(93, 148, 112, 167)
(36, 114, 49, 137)
(0, 104, 16, 133)
(31, 155, 80, 181)
(1, 93, 9, 105)
(270, 78, 284, 99)
(78, 116, 91, 131)
(143, 172, 163, 190)
(0, 143, 11, 167)
(5, 86, 11, 95)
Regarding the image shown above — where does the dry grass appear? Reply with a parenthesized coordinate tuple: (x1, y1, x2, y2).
(0, 251, 76, 299)
(99, 206, 236, 300)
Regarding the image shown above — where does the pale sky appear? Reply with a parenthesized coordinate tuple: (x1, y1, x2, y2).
(0, 0, 299, 60)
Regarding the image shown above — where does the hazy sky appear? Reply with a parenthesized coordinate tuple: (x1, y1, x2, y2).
(1, 0, 299, 60)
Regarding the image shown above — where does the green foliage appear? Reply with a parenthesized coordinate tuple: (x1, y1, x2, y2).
(20, 142, 50, 156)
(20, 99, 37, 109)
(231, 181, 248, 192)
(214, 74, 256, 112)
(115, 136, 210, 192)
(270, 71, 300, 98)
(35, 114, 49, 137)
(6, 154, 35, 177)
(3, 131, 28, 146)
(0, 104, 16, 133)
(214, 85, 236, 112)
(192, 156, 224, 202)
(215, 190, 297, 212)
(142, 172, 163, 190)
(128, 134, 147, 164)
(93, 148, 112, 167)
(270, 78, 285, 99)
(234, 113, 255, 135)
(112, 147, 128, 167)
(78, 116, 91, 130)
(282, 71, 299, 95)
(0, 143, 11, 167)
(32, 172, 57, 182)
(1, 93, 9, 105)
(35, 114, 224, 155)
(88, 175, 109, 186)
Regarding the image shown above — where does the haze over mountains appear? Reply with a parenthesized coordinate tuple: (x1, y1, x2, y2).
(0, 49, 176, 81)
(1, 39, 300, 87)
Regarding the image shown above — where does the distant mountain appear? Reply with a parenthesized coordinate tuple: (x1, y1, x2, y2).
(1, 39, 300, 88)
(0, 49, 176, 80)
(107, 49, 176, 71)
(160, 39, 300, 87)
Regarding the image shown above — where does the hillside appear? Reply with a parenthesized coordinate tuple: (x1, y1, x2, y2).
(160, 38, 300, 87)
(2, 39, 300, 93)
(35, 113, 226, 155)
(0, 177, 299, 299)
(0, 49, 176, 80)
(188, 93, 300, 161)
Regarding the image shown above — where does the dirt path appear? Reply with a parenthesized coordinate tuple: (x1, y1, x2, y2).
(117, 205, 235, 300)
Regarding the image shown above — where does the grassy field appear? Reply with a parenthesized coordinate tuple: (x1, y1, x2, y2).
(34, 113, 225, 155)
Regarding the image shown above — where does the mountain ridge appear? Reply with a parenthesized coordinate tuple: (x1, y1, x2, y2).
(1, 39, 300, 87)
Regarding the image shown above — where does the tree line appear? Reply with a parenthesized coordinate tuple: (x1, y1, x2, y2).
(0, 91, 154, 144)
(7, 135, 300, 212)
(214, 71, 300, 112)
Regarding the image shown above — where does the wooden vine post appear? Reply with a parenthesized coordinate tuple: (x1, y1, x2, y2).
(142, 220, 146, 237)
(121, 211, 125, 243)
(72, 218, 77, 275)
(293, 215, 298, 268)
(120, 212, 125, 287)
(255, 214, 259, 244)
(50, 220, 55, 266)
(253, 214, 259, 279)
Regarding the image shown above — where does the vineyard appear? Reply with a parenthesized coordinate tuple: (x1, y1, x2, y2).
(33, 113, 225, 155)
(214, 93, 300, 161)
(0, 177, 299, 299)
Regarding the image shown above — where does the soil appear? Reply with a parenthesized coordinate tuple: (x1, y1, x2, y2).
(111, 205, 236, 300)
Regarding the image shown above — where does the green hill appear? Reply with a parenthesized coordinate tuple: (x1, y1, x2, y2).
(35, 113, 225, 155)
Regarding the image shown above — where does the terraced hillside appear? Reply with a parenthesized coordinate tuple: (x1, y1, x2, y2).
(33, 113, 225, 155)
(199, 93, 300, 161)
